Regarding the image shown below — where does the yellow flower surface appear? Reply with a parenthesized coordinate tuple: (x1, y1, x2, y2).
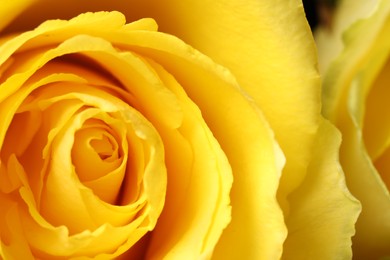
(0, 1, 359, 259)
(317, 0, 390, 258)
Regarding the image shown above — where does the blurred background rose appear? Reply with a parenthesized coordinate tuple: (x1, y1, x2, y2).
(315, 0, 390, 258)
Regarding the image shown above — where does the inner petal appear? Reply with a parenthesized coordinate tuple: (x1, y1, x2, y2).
(90, 134, 115, 160)
(71, 116, 129, 205)
(72, 124, 121, 183)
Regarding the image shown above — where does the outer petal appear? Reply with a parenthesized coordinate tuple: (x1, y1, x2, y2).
(282, 119, 361, 259)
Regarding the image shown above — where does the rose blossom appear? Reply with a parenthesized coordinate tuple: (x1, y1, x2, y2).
(317, 0, 390, 258)
(1, 0, 360, 259)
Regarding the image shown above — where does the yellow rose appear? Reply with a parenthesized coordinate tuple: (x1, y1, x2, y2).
(317, 0, 390, 258)
(0, 1, 360, 259)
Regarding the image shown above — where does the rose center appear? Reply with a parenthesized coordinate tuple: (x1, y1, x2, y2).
(90, 134, 115, 161)
(72, 123, 122, 183)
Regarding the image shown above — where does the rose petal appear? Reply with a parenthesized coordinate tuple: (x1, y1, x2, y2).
(282, 119, 361, 259)
(72, 125, 123, 182)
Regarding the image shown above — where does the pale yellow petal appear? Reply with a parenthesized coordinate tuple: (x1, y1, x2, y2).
(282, 119, 361, 259)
